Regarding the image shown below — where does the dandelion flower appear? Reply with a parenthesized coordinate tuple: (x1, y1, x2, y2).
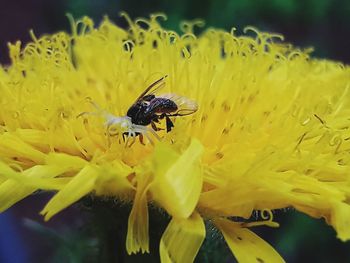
(1, 13, 350, 262)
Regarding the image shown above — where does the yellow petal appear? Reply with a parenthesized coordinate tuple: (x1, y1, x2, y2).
(15, 129, 50, 151)
(151, 139, 204, 218)
(0, 180, 35, 212)
(160, 211, 205, 263)
(126, 173, 151, 254)
(329, 202, 350, 241)
(0, 133, 46, 164)
(23, 164, 72, 189)
(0, 161, 69, 190)
(41, 165, 98, 220)
(94, 160, 134, 196)
(214, 218, 285, 263)
(45, 153, 88, 170)
(0, 161, 77, 212)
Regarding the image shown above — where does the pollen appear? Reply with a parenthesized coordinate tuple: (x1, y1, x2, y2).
(0, 13, 350, 263)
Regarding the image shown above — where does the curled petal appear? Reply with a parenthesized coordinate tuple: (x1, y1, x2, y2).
(126, 173, 151, 254)
(214, 218, 285, 263)
(160, 211, 205, 263)
(151, 139, 204, 218)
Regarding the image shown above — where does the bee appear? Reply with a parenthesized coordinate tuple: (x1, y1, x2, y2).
(78, 75, 197, 146)
(125, 75, 198, 143)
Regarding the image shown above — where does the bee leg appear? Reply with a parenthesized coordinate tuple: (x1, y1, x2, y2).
(139, 133, 145, 145)
(165, 115, 174, 132)
(145, 127, 161, 141)
(159, 113, 166, 120)
(125, 136, 135, 147)
(151, 121, 164, 131)
(153, 117, 160, 123)
(144, 132, 154, 145)
(151, 122, 157, 131)
(134, 125, 160, 144)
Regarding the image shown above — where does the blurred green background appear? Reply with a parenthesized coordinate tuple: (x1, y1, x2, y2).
(1, 0, 350, 262)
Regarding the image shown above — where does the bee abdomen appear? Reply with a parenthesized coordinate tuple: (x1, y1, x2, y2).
(146, 98, 178, 114)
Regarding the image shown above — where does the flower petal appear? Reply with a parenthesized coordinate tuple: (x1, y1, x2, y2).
(41, 165, 98, 220)
(45, 153, 88, 170)
(151, 139, 204, 218)
(94, 161, 134, 195)
(0, 133, 46, 164)
(214, 218, 285, 263)
(126, 173, 151, 254)
(329, 202, 350, 241)
(0, 162, 67, 189)
(160, 211, 205, 263)
(0, 161, 75, 211)
(0, 180, 35, 212)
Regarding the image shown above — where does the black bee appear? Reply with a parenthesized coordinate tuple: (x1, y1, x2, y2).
(125, 75, 197, 140)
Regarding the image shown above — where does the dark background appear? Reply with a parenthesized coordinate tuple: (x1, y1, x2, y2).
(1, 0, 350, 262)
(1, 0, 350, 64)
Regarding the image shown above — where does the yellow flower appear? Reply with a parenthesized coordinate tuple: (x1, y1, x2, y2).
(1, 13, 350, 262)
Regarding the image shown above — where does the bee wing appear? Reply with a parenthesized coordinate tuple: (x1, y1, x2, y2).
(160, 93, 198, 116)
(134, 75, 168, 103)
